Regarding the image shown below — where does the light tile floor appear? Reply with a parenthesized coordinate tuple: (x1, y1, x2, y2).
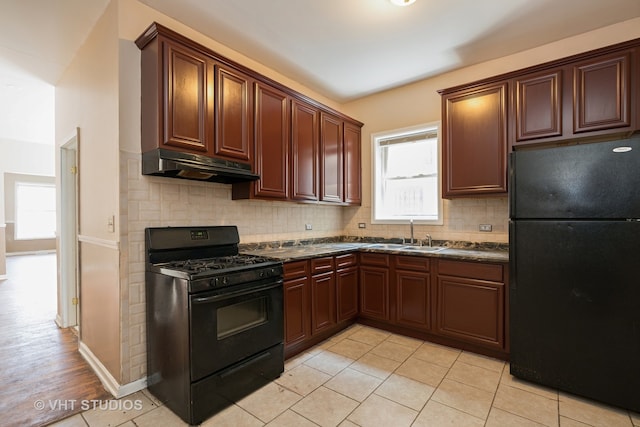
(50, 324, 640, 427)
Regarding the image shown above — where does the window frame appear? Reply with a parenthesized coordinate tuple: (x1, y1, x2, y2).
(371, 122, 443, 225)
(14, 181, 57, 240)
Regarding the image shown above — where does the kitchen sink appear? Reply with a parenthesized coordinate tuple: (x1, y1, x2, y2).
(366, 243, 446, 253)
(400, 245, 446, 253)
(366, 243, 407, 250)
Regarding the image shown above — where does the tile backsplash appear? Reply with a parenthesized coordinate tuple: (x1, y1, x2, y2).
(343, 197, 509, 244)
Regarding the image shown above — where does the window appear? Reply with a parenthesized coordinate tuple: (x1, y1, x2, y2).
(15, 182, 56, 240)
(372, 123, 442, 224)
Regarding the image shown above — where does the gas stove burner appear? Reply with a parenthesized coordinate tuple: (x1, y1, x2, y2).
(162, 254, 277, 275)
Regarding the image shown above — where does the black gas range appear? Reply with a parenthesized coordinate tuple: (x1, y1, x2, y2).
(145, 226, 284, 425)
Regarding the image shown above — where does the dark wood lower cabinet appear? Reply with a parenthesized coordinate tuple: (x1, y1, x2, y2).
(283, 254, 357, 358)
(283, 261, 310, 349)
(336, 266, 358, 322)
(284, 252, 508, 360)
(395, 270, 431, 331)
(311, 272, 336, 334)
(435, 259, 507, 353)
(359, 266, 389, 321)
(436, 276, 504, 350)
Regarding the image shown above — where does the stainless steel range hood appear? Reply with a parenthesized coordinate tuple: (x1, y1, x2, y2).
(142, 149, 260, 184)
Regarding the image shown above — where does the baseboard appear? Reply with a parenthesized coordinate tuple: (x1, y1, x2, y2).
(78, 341, 147, 399)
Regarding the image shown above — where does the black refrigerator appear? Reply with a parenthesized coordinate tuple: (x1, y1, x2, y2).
(509, 135, 640, 412)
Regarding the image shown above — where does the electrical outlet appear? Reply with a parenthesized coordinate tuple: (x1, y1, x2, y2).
(358, 223, 366, 229)
(479, 224, 492, 232)
(305, 223, 313, 230)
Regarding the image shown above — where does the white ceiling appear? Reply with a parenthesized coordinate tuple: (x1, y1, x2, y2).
(2, 0, 640, 145)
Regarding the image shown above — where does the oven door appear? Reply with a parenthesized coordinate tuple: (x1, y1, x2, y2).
(189, 277, 283, 381)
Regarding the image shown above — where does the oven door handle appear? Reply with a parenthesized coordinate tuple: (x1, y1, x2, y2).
(191, 279, 283, 304)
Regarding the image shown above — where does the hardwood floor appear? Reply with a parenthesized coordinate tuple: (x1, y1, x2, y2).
(0, 254, 110, 427)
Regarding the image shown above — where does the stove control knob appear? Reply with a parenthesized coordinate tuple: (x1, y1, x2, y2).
(223, 277, 229, 285)
(211, 278, 219, 287)
(259, 271, 265, 278)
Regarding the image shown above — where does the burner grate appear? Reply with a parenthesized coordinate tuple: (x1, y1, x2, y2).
(161, 254, 276, 274)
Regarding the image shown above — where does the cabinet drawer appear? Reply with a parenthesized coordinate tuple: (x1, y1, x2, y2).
(438, 259, 503, 282)
(394, 255, 430, 272)
(360, 253, 390, 267)
(284, 260, 309, 279)
(335, 253, 357, 269)
(311, 256, 334, 275)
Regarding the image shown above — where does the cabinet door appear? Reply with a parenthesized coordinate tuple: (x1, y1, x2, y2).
(163, 40, 211, 153)
(320, 112, 344, 203)
(254, 82, 289, 199)
(359, 266, 389, 321)
(343, 121, 362, 205)
(311, 272, 336, 335)
(215, 65, 252, 161)
(573, 51, 632, 133)
(442, 82, 508, 197)
(336, 266, 358, 322)
(436, 275, 505, 350)
(514, 70, 563, 142)
(395, 270, 431, 331)
(284, 276, 310, 347)
(291, 100, 319, 201)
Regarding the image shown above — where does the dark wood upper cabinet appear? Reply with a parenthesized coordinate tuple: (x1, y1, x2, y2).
(343, 122, 362, 205)
(137, 23, 363, 201)
(320, 112, 344, 203)
(140, 37, 212, 155)
(291, 100, 319, 201)
(442, 81, 508, 198)
(215, 65, 252, 161)
(252, 82, 289, 199)
(573, 51, 632, 133)
(514, 70, 563, 142)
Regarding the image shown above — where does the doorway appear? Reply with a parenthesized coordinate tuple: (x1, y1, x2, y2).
(58, 129, 79, 328)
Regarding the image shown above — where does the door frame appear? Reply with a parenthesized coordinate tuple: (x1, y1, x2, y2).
(57, 129, 80, 329)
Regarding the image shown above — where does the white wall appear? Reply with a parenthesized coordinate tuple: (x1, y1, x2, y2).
(55, 0, 122, 382)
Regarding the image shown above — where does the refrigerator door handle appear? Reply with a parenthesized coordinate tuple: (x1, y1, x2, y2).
(508, 152, 516, 219)
(509, 220, 516, 290)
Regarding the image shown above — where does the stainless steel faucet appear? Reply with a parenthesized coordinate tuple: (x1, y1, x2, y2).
(425, 233, 432, 247)
(409, 219, 414, 245)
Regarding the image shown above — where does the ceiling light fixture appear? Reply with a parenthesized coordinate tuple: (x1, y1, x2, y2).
(389, 0, 416, 6)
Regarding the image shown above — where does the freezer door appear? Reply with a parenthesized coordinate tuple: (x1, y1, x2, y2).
(510, 136, 640, 219)
(509, 220, 640, 412)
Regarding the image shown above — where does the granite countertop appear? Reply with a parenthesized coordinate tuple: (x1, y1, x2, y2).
(240, 239, 509, 263)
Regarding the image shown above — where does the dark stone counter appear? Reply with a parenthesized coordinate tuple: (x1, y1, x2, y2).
(240, 238, 508, 263)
